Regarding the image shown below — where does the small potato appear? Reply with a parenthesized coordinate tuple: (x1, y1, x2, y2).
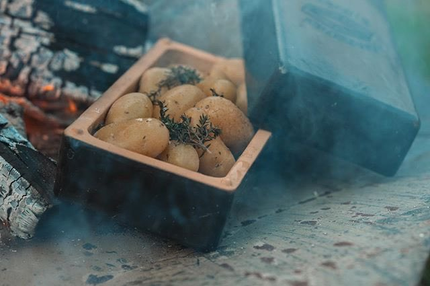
(159, 141, 199, 172)
(93, 122, 121, 142)
(184, 107, 236, 176)
(197, 78, 237, 102)
(195, 97, 254, 153)
(235, 83, 248, 115)
(198, 137, 235, 177)
(94, 118, 169, 158)
(208, 68, 229, 81)
(196, 78, 216, 96)
(138, 67, 170, 96)
(184, 107, 206, 126)
(105, 92, 153, 125)
(211, 59, 245, 86)
(153, 85, 206, 121)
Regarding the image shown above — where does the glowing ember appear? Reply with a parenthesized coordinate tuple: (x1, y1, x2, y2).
(68, 99, 78, 113)
(41, 85, 55, 92)
(0, 95, 7, 104)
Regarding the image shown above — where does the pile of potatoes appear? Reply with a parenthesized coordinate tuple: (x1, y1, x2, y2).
(94, 59, 254, 177)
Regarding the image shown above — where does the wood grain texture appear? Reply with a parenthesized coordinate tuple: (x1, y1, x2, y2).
(0, 101, 25, 136)
(0, 114, 51, 239)
(0, 154, 49, 239)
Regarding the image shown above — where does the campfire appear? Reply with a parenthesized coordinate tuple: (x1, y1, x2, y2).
(0, 0, 148, 242)
(0, 89, 90, 159)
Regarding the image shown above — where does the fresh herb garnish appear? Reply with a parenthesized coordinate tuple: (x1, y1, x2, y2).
(143, 66, 202, 101)
(154, 100, 221, 153)
(145, 89, 161, 102)
(158, 66, 202, 89)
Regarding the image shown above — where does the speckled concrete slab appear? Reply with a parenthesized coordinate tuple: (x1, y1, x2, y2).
(1, 160, 430, 285)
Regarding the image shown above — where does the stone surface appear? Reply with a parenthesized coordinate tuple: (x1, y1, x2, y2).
(0, 73, 429, 285)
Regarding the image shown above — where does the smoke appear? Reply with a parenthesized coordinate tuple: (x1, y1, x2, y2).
(386, 0, 430, 82)
(1, 1, 430, 285)
(147, 0, 242, 57)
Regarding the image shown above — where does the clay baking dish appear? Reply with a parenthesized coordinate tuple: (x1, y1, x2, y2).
(54, 39, 271, 251)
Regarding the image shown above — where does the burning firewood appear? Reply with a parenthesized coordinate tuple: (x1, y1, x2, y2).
(0, 110, 55, 240)
(0, 100, 26, 137)
(0, 0, 149, 239)
(0, 0, 149, 158)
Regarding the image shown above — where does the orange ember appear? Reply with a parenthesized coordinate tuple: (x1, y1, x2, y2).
(68, 99, 78, 113)
(0, 95, 7, 103)
(41, 85, 55, 92)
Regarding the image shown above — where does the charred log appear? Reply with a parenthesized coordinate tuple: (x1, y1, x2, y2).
(1, 0, 149, 103)
(0, 99, 25, 136)
(0, 0, 148, 239)
(0, 0, 149, 157)
(0, 112, 55, 239)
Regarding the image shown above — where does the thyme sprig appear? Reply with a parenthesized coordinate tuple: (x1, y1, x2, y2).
(142, 66, 220, 153)
(158, 65, 202, 89)
(146, 89, 160, 102)
(143, 66, 202, 101)
(154, 100, 221, 153)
